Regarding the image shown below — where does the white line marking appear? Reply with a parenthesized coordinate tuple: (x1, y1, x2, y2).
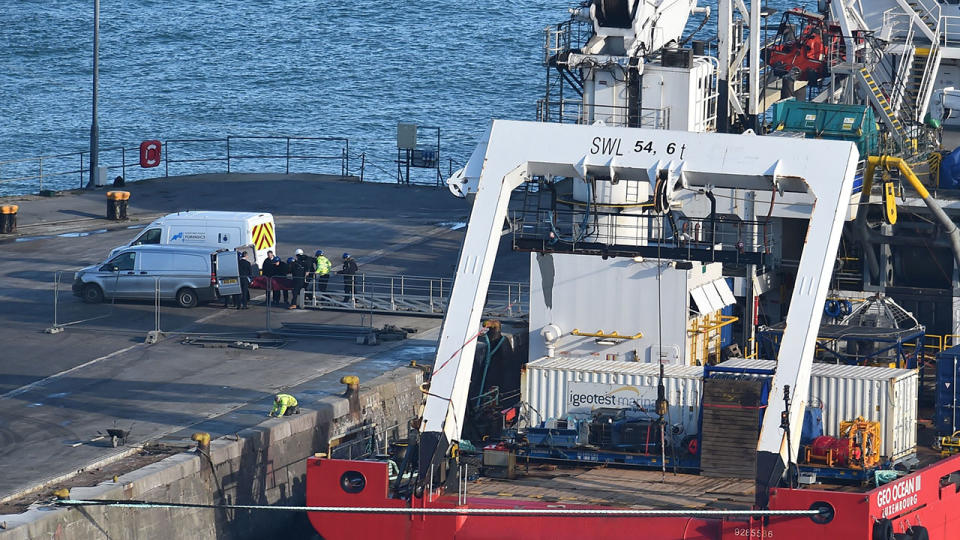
(0, 344, 140, 400)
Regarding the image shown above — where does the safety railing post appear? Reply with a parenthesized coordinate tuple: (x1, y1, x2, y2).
(80, 152, 84, 188)
(226, 137, 231, 174)
(164, 141, 169, 178)
(360, 152, 365, 182)
(53, 272, 60, 328)
(345, 139, 350, 176)
(121, 147, 126, 181)
(265, 276, 272, 332)
(154, 277, 161, 333)
(286, 137, 290, 174)
(38, 157, 43, 194)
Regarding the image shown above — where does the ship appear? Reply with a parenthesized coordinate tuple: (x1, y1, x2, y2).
(305, 0, 960, 538)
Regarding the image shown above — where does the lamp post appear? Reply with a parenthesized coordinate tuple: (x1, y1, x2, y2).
(88, 0, 100, 188)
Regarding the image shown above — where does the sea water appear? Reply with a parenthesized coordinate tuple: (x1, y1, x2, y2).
(0, 0, 811, 194)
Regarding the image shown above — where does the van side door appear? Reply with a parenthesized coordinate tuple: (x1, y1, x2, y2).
(135, 251, 173, 299)
(215, 251, 242, 297)
(101, 251, 138, 298)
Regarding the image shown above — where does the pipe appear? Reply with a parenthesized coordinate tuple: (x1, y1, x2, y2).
(866, 156, 960, 271)
(856, 160, 881, 282)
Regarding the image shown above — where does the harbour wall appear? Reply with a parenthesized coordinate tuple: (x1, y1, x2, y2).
(0, 366, 424, 540)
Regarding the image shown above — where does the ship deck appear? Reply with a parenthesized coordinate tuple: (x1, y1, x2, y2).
(461, 465, 756, 510)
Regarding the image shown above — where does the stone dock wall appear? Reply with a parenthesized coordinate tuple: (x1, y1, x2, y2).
(0, 367, 424, 540)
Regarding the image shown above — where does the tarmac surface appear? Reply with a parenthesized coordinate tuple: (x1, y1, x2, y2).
(0, 173, 529, 504)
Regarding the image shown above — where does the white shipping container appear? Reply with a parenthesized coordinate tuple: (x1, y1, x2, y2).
(718, 359, 918, 460)
(522, 357, 704, 437)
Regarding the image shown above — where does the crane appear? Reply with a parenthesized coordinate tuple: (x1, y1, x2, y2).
(418, 118, 858, 508)
(446, 0, 709, 199)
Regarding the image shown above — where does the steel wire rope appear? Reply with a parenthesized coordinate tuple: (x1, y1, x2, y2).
(54, 498, 825, 517)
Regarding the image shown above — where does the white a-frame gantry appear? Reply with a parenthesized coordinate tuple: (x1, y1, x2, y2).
(419, 120, 857, 505)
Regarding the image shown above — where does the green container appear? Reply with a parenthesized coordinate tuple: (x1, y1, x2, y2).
(770, 99, 878, 157)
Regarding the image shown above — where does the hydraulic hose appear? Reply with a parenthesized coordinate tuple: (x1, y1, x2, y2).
(866, 156, 960, 271)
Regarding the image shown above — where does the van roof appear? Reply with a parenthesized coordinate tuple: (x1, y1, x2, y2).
(122, 245, 222, 255)
(162, 211, 272, 220)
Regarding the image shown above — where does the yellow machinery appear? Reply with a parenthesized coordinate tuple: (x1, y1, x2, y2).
(805, 416, 882, 470)
(935, 431, 960, 457)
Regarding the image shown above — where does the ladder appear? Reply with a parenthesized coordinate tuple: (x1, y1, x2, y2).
(889, 24, 916, 115)
(912, 45, 942, 122)
(858, 67, 907, 143)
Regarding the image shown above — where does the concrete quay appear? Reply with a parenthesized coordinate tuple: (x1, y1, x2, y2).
(0, 366, 424, 539)
(0, 172, 529, 538)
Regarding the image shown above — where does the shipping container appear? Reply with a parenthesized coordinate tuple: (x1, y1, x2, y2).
(936, 346, 960, 435)
(718, 358, 918, 460)
(522, 357, 704, 438)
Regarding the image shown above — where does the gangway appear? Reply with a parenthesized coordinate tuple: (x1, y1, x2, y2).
(298, 273, 528, 320)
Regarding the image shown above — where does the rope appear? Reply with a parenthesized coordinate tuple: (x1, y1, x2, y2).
(431, 328, 488, 377)
(55, 499, 823, 517)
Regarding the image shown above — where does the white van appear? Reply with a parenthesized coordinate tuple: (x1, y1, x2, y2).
(112, 211, 276, 263)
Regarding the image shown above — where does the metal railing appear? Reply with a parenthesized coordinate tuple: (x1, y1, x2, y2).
(0, 135, 352, 197)
(512, 206, 776, 255)
(298, 273, 528, 319)
(50, 270, 529, 337)
(944, 16, 960, 47)
(537, 98, 672, 129)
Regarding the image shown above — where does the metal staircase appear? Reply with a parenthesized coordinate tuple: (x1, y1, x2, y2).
(858, 67, 907, 143)
(889, 24, 916, 115)
(910, 45, 942, 122)
(896, 0, 939, 41)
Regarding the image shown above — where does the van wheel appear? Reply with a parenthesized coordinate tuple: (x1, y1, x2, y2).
(176, 288, 198, 308)
(81, 284, 104, 304)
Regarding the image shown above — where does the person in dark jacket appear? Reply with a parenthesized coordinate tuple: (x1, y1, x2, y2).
(337, 253, 359, 302)
(276, 255, 290, 305)
(237, 251, 252, 309)
(288, 256, 306, 309)
(261, 251, 277, 305)
(294, 248, 316, 301)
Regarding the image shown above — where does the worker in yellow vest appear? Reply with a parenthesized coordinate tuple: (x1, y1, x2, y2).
(268, 394, 300, 417)
(314, 249, 332, 292)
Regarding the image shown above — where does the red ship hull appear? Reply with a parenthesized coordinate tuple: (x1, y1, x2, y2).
(307, 455, 960, 539)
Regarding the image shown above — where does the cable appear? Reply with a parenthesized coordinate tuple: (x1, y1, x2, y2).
(55, 498, 824, 517)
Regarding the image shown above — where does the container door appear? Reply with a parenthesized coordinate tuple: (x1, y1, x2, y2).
(216, 251, 241, 297)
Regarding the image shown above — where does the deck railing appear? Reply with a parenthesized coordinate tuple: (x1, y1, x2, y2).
(0, 135, 352, 196)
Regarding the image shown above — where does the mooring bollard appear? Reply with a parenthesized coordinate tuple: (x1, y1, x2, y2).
(106, 191, 130, 220)
(0, 205, 18, 234)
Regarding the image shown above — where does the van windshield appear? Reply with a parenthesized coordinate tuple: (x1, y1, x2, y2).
(134, 228, 161, 245)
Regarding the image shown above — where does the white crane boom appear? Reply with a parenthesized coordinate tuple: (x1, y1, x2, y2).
(420, 120, 858, 504)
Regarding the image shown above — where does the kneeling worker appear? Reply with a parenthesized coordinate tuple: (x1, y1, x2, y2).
(269, 393, 300, 417)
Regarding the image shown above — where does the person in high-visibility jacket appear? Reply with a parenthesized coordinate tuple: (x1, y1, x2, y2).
(268, 394, 300, 417)
(314, 250, 332, 293)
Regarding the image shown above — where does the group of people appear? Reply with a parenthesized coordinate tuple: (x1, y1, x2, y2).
(257, 249, 359, 309)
